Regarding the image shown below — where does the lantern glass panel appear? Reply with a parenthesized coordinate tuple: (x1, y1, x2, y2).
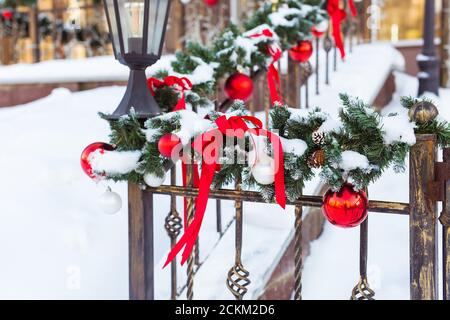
(147, 0, 170, 56)
(118, 0, 146, 54)
(105, 0, 121, 57)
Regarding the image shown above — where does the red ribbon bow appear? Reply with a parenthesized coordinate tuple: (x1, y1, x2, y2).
(147, 76, 193, 111)
(327, 0, 357, 59)
(248, 29, 283, 105)
(163, 115, 286, 267)
(148, 75, 199, 226)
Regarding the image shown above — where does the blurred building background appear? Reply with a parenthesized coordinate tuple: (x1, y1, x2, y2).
(0, 0, 261, 64)
(0, 1, 443, 64)
(0, 0, 448, 105)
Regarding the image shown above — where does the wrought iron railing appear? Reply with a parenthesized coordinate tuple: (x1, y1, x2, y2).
(123, 21, 450, 301)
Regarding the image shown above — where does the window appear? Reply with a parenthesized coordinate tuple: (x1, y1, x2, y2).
(376, 0, 440, 42)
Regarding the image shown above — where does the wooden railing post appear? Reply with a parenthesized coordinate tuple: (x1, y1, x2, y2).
(439, 148, 450, 300)
(409, 134, 438, 300)
(128, 183, 154, 300)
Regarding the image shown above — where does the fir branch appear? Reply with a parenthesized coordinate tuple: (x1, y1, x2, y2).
(99, 110, 146, 151)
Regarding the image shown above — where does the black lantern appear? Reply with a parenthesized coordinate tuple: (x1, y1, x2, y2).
(103, 0, 172, 119)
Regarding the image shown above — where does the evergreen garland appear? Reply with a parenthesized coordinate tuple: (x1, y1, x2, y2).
(95, 0, 449, 201)
(141, 0, 328, 112)
(97, 93, 450, 201)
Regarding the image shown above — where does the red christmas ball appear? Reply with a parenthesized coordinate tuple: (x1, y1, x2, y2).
(311, 26, 325, 38)
(81, 142, 115, 180)
(2, 10, 13, 21)
(289, 40, 313, 63)
(158, 133, 182, 158)
(204, 0, 219, 5)
(225, 73, 254, 101)
(322, 184, 368, 228)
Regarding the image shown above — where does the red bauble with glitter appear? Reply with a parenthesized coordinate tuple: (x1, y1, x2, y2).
(81, 142, 115, 179)
(224, 73, 254, 101)
(322, 184, 369, 228)
(289, 40, 313, 63)
(158, 133, 182, 158)
(204, 0, 219, 5)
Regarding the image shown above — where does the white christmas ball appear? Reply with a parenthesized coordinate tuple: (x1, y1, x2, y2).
(98, 190, 122, 215)
(315, 20, 329, 33)
(252, 158, 275, 185)
(144, 172, 166, 188)
(180, 0, 191, 4)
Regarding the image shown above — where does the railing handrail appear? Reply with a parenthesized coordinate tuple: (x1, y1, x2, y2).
(146, 185, 410, 215)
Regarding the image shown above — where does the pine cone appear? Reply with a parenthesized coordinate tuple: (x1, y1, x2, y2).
(308, 149, 325, 168)
(312, 130, 326, 145)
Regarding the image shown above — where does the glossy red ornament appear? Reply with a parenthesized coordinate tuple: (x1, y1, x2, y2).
(2, 10, 13, 21)
(322, 183, 368, 228)
(81, 142, 115, 180)
(311, 26, 325, 38)
(289, 40, 313, 63)
(158, 133, 182, 158)
(204, 0, 219, 5)
(224, 73, 254, 101)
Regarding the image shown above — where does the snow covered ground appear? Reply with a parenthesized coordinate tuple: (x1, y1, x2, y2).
(0, 56, 128, 84)
(0, 43, 446, 300)
(0, 55, 175, 85)
(0, 87, 239, 299)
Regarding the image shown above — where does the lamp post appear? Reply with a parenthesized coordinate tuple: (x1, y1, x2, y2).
(418, 0, 440, 96)
(441, 0, 450, 87)
(103, 0, 172, 120)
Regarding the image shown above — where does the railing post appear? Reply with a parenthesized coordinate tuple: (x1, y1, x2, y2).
(440, 148, 450, 300)
(409, 134, 438, 300)
(128, 183, 154, 300)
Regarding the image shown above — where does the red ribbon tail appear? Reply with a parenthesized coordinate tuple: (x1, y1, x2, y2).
(332, 18, 346, 59)
(181, 160, 200, 229)
(163, 224, 196, 268)
(173, 93, 187, 111)
(266, 131, 286, 208)
(348, 0, 358, 17)
(181, 162, 188, 228)
(165, 154, 216, 267)
(254, 129, 287, 209)
(180, 161, 215, 265)
(267, 64, 283, 105)
(328, 0, 347, 59)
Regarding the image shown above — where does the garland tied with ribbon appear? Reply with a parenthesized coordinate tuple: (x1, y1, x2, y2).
(94, 94, 450, 266)
(164, 113, 287, 266)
